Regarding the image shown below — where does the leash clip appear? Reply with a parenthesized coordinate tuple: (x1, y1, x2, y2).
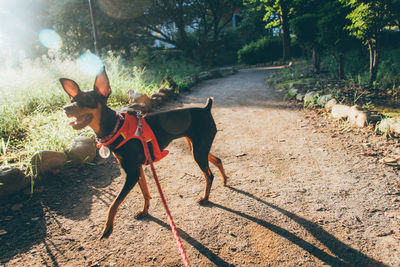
(135, 111, 143, 137)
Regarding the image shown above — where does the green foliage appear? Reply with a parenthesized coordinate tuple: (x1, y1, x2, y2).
(290, 14, 319, 47)
(322, 49, 368, 77)
(238, 1, 271, 42)
(377, 48, 400, 88)
(341, 0, 400, 84)
(245, 0, 295, 28)
(213, 28, 245, 66)
(132, 48, 205, 86)
(343, 0, 398, 45)
(238, 37, 282, 65)
(316, 1, 355, 52)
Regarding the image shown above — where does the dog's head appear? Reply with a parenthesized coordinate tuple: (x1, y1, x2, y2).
(60, 69, 112, 133)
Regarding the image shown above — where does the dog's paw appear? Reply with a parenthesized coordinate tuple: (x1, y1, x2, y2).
(197, 197, 209, 205)
(99, 227, 113, 240)
(134, 210, 149, 220)
(222, 176, 228, 186)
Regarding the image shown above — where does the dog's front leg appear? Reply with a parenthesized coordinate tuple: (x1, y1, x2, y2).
(100, 163, 140, 239)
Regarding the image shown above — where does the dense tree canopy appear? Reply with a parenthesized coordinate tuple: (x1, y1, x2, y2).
(341, 0, 400, 84)
(1, 0, 399, 83)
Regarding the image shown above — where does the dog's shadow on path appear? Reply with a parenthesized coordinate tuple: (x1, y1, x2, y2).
(207, 186, 385, 267)
(0, 156, 121, 264)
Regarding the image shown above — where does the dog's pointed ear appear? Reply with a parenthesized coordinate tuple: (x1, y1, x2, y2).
(94, 68, 112, 99)
(59, 78, 81, 99)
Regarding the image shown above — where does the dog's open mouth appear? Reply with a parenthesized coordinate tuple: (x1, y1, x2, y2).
(69, 114, 93, 130)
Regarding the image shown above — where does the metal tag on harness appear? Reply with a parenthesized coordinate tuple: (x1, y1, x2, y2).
(99, 145, 111, 158)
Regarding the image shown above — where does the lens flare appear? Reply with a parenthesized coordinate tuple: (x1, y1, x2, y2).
(77, 52, 103, 76)
(38, 29, 61, 49)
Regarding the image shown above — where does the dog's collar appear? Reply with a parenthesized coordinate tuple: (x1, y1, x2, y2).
(96, 112, 124, 144)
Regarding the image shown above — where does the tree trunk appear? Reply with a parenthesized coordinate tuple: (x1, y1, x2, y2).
(338, 51, 345, 79)
(368, 42, 379, 86)
(175, 1, 193, 59)
(312, 47, 320, 73)
(280, 1, 291, 62)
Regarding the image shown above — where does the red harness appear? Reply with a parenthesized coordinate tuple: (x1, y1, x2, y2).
(97, 112, 168, 164)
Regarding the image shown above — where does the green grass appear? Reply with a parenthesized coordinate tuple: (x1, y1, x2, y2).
(0, 51, 204, 173)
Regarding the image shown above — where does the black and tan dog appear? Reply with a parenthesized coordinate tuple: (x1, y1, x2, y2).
(60, 69, 227, 239)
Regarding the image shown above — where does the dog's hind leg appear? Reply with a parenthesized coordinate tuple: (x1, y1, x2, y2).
(208, 153, 228, 186)
(187, 136, 228, 186)
(135, 165, 151, 219)
(190, 134, 215, 204)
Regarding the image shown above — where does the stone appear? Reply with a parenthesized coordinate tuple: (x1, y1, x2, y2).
(198, 72, 212, 81)
(317, 94, 333, 107)
(210, 68, 222, 78)
(30, 150, 68, 175)
(378, 118, 400, 135)
(331, 104, 350, 119)
(220, 66, 237, 76)
(158, 88, 175, 97)
(325, 98, 337, 112)
(128, 102, 150, 112)
(0, 166, 29, 198)
(65, 136, 96, 165)
(288, 88, 298, 96)
(151, 92, 167, 100)
(128, 90, 141, 102)
(128, 91, 151, 107)
(296, 93, 305, 101)
(150, 96, 163, 107)
(304, 91, 317, 107)
(348, 105, 367, 128)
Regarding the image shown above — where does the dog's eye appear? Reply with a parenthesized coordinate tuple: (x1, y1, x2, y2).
(84, 97, 97, 108)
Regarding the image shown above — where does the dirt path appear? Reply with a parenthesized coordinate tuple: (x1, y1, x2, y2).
(1, 67, 400, 266)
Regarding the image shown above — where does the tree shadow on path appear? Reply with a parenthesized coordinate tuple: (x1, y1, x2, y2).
(209, 186, 386, 267)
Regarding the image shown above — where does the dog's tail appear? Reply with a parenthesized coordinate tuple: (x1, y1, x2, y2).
(204, 97, 214, 112)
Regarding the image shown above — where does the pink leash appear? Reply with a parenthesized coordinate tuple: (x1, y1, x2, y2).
(136, 113, 191, 267)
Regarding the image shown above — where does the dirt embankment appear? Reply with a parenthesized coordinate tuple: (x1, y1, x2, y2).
(1, 67, 400, 266)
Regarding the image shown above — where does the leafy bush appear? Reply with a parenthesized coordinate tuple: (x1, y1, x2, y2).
(377, 48, 400, 88)
(238, 37, 282, 65)
(131, 48, 205, 86)
(381, 30, 400, 49)
(321, 47, 399, 89)
(213, 28, 245, 66)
